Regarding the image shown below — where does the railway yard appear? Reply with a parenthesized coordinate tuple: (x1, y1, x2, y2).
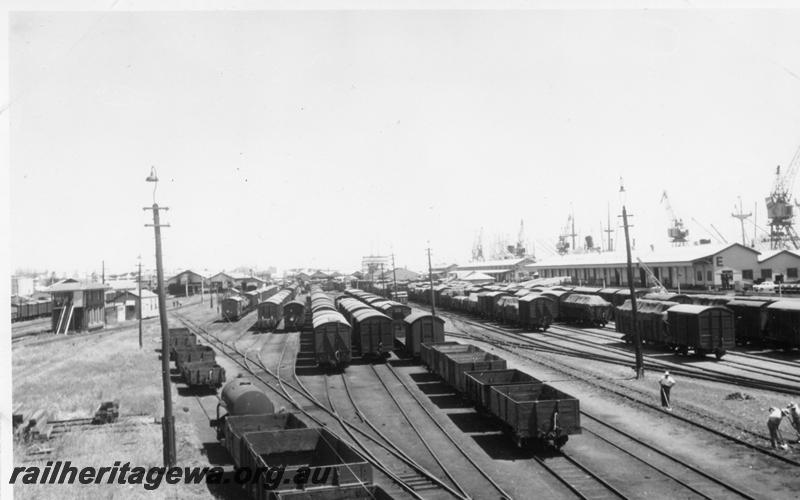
(10, 283, 800, 500)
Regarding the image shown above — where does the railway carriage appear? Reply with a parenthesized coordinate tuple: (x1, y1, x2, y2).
(666, 304, 735, 359)
(559, 293, 612, 327)
(282, 297, 306, 331)
(221, 296, 248, 321)
(517, 293, 557, 331)
(540, 289, 570, 319)
(496, 296, 519, 324)
(255, 289, 293, 331)
(349, 309, 393, 358)
(615, 299, 678, 345)
(312, 311, 352, 368)
(765, 300, 800, 349)
(401, 312, 445, 357)
(726, 299, 773, 345)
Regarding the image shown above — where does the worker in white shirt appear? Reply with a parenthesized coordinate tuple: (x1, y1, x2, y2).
(786, 402, 800, 439)
(768, 406, 790, 450)
(659, 371, 676, 411)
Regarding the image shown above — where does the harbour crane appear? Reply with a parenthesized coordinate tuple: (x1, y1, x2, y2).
(556, 213, 576, 255)
(765, 142, 800, 249)
(636, 257, 668, 293)
(660, 191, 689, 245)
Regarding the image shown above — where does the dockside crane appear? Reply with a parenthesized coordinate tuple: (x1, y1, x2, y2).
(660, 191, 689, 246)
(765, 143, 800, 249)
(556, 213, 576, 255)
(472, 227, 485, 262)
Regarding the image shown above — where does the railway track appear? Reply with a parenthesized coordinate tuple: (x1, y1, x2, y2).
(439, 311, 800, 468)
(174, 313, 465, 499)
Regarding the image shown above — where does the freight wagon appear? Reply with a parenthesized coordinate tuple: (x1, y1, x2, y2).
(489, 383, 581, 449)
(464, 369, 541, 410)
(559, 293, 612, 327)
(517, 293, 557, 331)
(666, 304, 735, 359)
(401, 312, 445, 357)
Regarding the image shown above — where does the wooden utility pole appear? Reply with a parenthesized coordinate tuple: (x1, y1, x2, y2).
(391, 253, 398, 301)
(620, 184, 644, 379)
(144, 167, 176, 467)
(427, 246, 436, 317)
(138, 257, 143, 349)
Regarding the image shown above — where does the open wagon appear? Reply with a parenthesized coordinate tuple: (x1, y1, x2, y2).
(464, 369, 541, 410)
(489, 383, 581, 449)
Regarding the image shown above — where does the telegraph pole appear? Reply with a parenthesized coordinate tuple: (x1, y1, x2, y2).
(379, 262, 385, 297)
(138, 256, 143, 349)
(144, 167, 176, 467)
(427, 246, 436, 317)
(391, 253, 398, 301)
(620, 182, 644, 379)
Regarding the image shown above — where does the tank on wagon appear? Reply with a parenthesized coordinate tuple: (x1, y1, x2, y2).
(489, 383, 581, 449)
(559, 293, 612, 327)
(765, 300, 800, 349)
(401, 312, 445, 357)
(666, 304, 735, 359)
(517, 293, 557, 331)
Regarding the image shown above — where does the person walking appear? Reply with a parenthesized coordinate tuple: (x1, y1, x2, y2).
(768, 406, 790, 450)
(659, 371, 676, 411)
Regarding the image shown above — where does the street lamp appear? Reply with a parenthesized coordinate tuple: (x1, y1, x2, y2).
(144, 166, 177, 467)
(619, 180, 644, 379)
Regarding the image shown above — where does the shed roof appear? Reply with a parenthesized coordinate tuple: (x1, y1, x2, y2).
(48, 281, 109, 292)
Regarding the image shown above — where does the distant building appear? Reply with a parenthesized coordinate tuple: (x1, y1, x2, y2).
(362, 255, 390, 277)
(113, 289, 159, 320)
(454, 258, 534, 283)
(380, 268, 421, 282)
(166, 270, 206, 296)
(526, 243, 767, 289)
(208, 272, 237, 292)
(429, 264, 458, 281)
(756, 250, 800, 283)
(11, 276, 35, 297)
(48, 279, 110, 334)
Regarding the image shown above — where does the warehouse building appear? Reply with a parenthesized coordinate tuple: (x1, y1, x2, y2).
(524, 243, 783, 290)
(166, 270, 206, 296)
(454, 257, 534, 283)
(113, 289, 159, 320)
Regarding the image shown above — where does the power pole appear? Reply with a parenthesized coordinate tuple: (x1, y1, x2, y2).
(605, 203, 614, 252)
(732, 196, 752, 247)
(570, 210, 577, 252)
(427, 246, 436, 317)
(620, 183, 644, 379)
(144, 167, 176, 467)
(391, 253, 398, 301)
(379, 262, 385, 297)
(138, 257, 143, 349)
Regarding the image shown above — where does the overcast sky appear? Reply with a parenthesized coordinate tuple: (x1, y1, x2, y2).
(8, 3, 800, 276)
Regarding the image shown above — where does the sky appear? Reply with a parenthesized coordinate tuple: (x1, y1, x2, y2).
(8, 3, 800, 277)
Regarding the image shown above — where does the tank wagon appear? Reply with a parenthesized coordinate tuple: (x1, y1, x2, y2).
(421, 342, 580, 449)
(211, 379, 374, 499)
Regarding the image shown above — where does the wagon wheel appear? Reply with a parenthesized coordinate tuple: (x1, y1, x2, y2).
(678, 345, 688, 356)
(694, 348, 706, 358)
(714, 349, 726, 360)
(554, 435, 569, 450)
